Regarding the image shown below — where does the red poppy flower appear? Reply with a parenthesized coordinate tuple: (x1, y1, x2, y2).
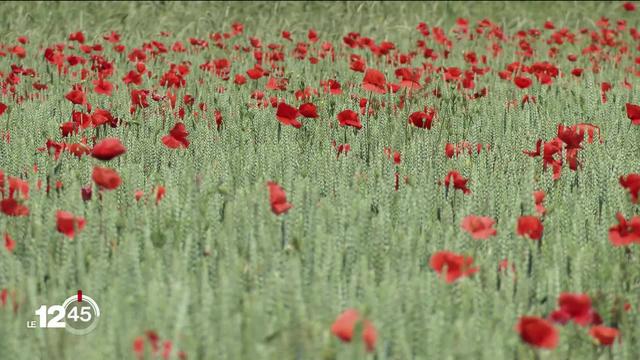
(393, 151, 401, 165)
(608, 212, 640, 246)
(123, 70, 143, 86)
(131, 89, 150, 109)
(514, 76, 532, 89)
(134, 190, 144, 202)
(430, 251, 478, 283)
(623, 2, 636, 11)
(92, 167, 122, 190)
(93, 78, 113, 96)
(517, 216, 543, 240)
(67, 142, 91, 158)
(133, 336, 144, 359)
(4, 233, 15, 253)
(408, 110, 436, 129)
(333, 141, 351, 158)
(557, 125, 584, 150)
(275, 103, 302, 128)
(91, 138, 126, 161)
(56, 210, 86, 239)
(337, 109, 362, 129)
(298, 103, 319, 118)
(362, 68, 387, 94)
(91, 109, 116, 127)
(533, 190, 546, 215)
(573, 123, 602, 144)
(626, 103, 640, 125)
(551, 293, 596, 326)
(162, 123, 190, 149)
(443, 171, 471, 194)
(155, 186, 166, 204)
(69, 31, 85, 43)
(461, 215, 497, 239)
(516, 316, 558, 349)
(0, 288, 8, 307)
(7, 177, 29, 199)
(0, 198, 29, 217)
(267, 181, 292, 215)
(396, 67, 423, 90)
(330, 309, 377, 352)
(0, 103, 7, 116)
(619, 173, 640, 203)
(589, 326, 619, 346)
(65, 89, 87, 105)
(60, 122, 78, 137)
(246, 65, 264, 80)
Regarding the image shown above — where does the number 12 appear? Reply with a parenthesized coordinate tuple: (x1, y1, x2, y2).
(34, 305, 66, 328)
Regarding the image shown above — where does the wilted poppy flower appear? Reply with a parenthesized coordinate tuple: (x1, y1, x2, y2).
(620, 173, 640, 203)
(0, 198, 29, 217)
(430, 251, 478, 283)
(275, 102, 302, 128)
(56, 210, 86, 239)
(298, 103, 318, 118)
(608, 212, 640, 246)
(267, 181, 292, 215)
(162, 123, 190, 149)
(81, 185, 92, 201)
(516, 316, 558, 349)
(92, 167, 121, 190)
(330, 309, 377, 352)
(91, 138, 126, 160)
(443, 171, 471, 194)
(589, 326, 619, 346)
(461, 215, 497, 239)
(361, 68, 387, 94)
(4, 233, 15, 253)
(517, 216, 543, 240)
(408, 110, 436, 129)
(337, 110, 362, 129)
(626, 103, 640, 125)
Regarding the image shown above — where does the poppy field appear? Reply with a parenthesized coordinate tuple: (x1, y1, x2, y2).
(2, 1, 640, 359)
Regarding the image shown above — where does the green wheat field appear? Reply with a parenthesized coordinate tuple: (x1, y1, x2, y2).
(1, 1, 639, 359)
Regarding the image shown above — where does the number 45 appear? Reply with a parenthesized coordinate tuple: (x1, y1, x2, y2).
(67, 306, 92, 322)
(34, 305, 92, 328)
